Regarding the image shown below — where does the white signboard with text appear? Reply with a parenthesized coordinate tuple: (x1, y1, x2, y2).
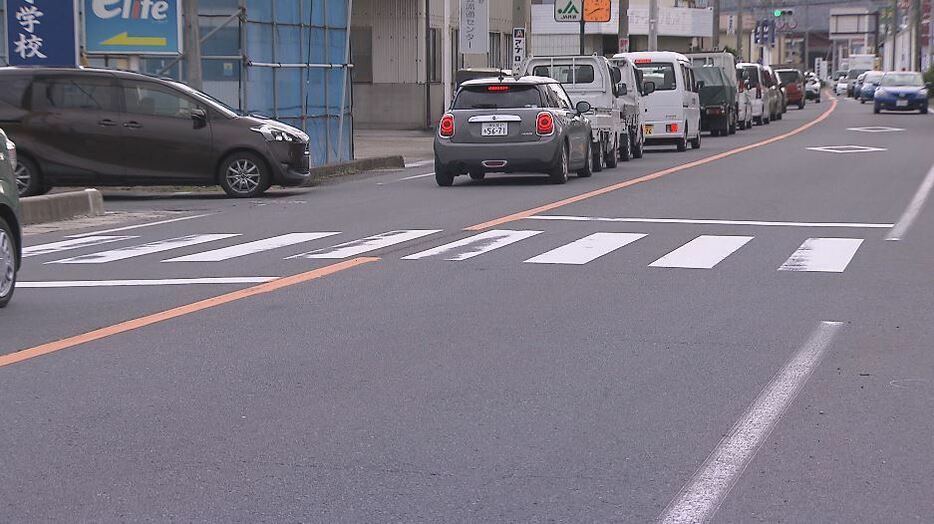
(460, 0, 489, 54)
(512, 28, 526, 70)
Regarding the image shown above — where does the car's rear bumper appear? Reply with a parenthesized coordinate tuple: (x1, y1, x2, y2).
(434, 135, 562, 173)
(700, 113, 728, 131)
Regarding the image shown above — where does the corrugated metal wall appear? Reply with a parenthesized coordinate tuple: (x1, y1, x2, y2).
(356, 0, 423, 84)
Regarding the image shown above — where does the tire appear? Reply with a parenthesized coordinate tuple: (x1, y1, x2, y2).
(0, 217, 17, 309)
(690, 128, 701, 149)
(873, 103, 881, 114)
(219, 152, 272, 198)
(798, 100, 805, 109)
(435, 157, 455, 186)
(860, 99, 865, 104)
(776, 110, 783, 120)
(632, 128, 645, 159)
(921, 105, 929, 114)
(676, 134, 687, 152)
(577, 142, 594, 178)
(728, 111, 737, 135)
(593, 140, 605, 172)
(617, 133, 631, 164)
(754, 116, 762, 126)
(549, 142, 569, 184)
(816, 98, 821, 104)
(468, 171, 485, 181)
(13, 155, 43, 198)
(763, 113, 771, 125)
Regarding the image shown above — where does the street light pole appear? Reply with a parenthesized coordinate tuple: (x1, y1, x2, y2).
(443, 0, 451, 111)
(618, 0, 629, 53)
(912, 0, 922, 71)
(649, 0, 658, 51)
(737, 0, 744, 60)
(712, 0, 720, 50)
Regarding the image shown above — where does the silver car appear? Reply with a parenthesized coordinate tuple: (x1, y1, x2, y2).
(434, 76, 594, 186)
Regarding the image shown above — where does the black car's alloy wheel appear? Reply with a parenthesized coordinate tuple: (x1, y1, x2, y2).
(0, 217, 17, 308)
(219, 152, 271, 198)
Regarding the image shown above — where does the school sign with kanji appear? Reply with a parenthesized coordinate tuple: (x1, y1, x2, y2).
(5, 0, 79, 66)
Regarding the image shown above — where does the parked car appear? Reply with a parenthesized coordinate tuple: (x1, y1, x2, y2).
(775, 68, 806, 109)
(873, 71, 931, 114)
(858, 71, 885, 103)
(763, 67, 786, 118)
(524, 55, 649, 168)
(619, 51, 702, 151)
(689, 52, 747, 132)
(434, 76, 595, 185)
(0, 128, 21, 308)
(738, 63, 776, 125)
(805, 73, 822, 102)
(846, 69, 869, 97)
(694, 66, 736, 136)
(0, 67, 312, 198)
(835, 75, 849, 96)
(852, 71, 869, 99)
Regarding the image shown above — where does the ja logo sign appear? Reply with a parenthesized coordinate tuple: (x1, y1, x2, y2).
(555, 0, 582, 21)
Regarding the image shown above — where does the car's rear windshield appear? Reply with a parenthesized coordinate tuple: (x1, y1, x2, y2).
(776, 70, 799, 84)
(531, 65, 595, 84)
(694, 67, 725, 86)
(880, 72, 923, 87)
(634, 62, 676, 91)
(741, 66, 760, 87)
(863, 72, 884, 83)
(847, 69, 867, 79)
(453, 85, 542, 109)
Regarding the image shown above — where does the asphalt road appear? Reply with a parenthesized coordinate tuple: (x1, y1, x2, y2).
(2, 95, 934, 522)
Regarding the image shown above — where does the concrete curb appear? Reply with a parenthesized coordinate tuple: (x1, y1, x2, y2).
(307, 155, 405, 183)
(21, 189, 105, 225)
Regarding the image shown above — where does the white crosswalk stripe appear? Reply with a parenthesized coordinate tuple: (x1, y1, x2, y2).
(164, 232, 340, 262)
(402, 230, 542, 261)
(779, 238, 864, 273)
(649, 235, 754, 269)
(48, 234, 240, 264)
(289, 229, 442, 259)
(23, 236, 138, 258)
(524, 232, 646, 265)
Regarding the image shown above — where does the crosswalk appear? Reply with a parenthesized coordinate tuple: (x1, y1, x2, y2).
(25, 229, 869, 274)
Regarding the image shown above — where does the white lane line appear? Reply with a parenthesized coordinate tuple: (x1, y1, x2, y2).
(291, 229, 442, 259)
(66, 213, 213, 238)
(649, 235, 754, 269)
(48, 234, 239, 264)
(886, 161, 934, 241)
(524, 232, 646, 265)
(18, 277, 277, 288)
(528, 215, 893, 228)
(23, 235, 138, 258)
(402, 230, 542, 261)
(779, 238, 864, 273)
(398, 172, 435, 181)
(658, 321, 844, 524)
(163, 232, 340, 262)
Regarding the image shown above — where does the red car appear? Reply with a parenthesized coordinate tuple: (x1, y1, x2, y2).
(775, 68, 806, 109)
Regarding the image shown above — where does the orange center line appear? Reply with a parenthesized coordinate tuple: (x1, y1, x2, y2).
(0, 257, 380, 369)
(465, 96, 839, 231)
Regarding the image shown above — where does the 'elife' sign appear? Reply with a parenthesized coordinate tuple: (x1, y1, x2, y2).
(85, 0, 182, 55)
(6, 0, 79, 66)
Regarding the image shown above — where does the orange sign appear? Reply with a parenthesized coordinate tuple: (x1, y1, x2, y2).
(584, 0, 611, 23)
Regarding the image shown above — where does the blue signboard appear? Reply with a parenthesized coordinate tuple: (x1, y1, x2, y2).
(5, 0, 79, 66)
(84, 0, 182, 55)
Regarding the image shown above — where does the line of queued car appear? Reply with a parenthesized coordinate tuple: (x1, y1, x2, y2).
(835, 69, 930, 114)
(434, 52, 813, 187)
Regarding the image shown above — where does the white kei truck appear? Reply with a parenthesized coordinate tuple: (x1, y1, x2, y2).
(521, 55, 651, 170)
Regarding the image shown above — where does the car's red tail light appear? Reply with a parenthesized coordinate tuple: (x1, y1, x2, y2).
(439, 114, 455, 137)
(667, 122, 679, 133)
(536, 112, 555, 136)
(487, 85, 510, 92)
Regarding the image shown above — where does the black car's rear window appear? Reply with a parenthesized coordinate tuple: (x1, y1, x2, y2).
(453, 85, 542, 109)
(776, 70, 799, 84)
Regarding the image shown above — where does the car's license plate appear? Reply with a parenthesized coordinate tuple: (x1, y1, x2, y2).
(644, 124, 654, 135)
(896, 99, 908, 107)
(481, 122, 508, 136)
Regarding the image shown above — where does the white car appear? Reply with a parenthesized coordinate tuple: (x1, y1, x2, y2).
(835, 78, 848, 96)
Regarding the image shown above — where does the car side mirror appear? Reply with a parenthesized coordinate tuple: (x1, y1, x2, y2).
(618, 82, 628, 96)
(642, 81, 656, 95)
(575, 100, 592, 114)
(696, 81, 705, 89)
(927, 82, 933, 90)
(191, 108, 207, 129)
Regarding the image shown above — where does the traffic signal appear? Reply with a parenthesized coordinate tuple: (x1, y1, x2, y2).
(774, 9, 793, 17)
(754, 21, 761, 44)
(761, 19, 772, 45)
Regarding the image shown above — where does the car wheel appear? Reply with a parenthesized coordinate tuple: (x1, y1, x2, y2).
(763, 113, 771, 125)
(14, 156, 44, 198)
(593, 140, 605, 172)
(577, 142, 594, 178)
(435, 157, 455, 186)
(690, 128, 701, 149)
(0, 217, 17, 309)
(873, 103, 881, 114)
(776, 110, 783, 120)
(921, 105, 929, 115)
(219, 152, 271, 198)
(798, 100, 805, 109)
(816, 97, 821, 104)
(632, 128, 645, 159)
(754, 116, 762, 126)
(728, 111, 737, 134)
(550, 142, 569, 184)
(468, 171, 485, 181)
(676, 134, 687, 152)
(618, 133, 631, 163)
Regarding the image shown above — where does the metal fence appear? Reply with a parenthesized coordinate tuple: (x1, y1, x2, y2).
(1, 0, 353, 166)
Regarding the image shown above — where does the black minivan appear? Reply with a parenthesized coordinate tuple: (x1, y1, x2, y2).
(0, 67, 311, 198)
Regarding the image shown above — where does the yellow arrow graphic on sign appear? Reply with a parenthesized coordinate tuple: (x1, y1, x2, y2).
(100, 32, 168, 47)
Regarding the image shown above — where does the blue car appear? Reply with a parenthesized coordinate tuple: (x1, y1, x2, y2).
(858, 71, 884, 103)
(873, 72, 930, 114)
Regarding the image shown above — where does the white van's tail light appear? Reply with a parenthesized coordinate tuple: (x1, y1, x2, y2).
(536, 112, 554, 136)
(439, 114, 455, 138)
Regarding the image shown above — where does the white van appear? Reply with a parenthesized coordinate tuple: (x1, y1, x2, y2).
(614, 51, 701, 152)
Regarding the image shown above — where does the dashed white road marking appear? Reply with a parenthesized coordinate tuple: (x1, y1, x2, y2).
(527, 215, 893, 228)
(779, 238, 864, 272)
(23, 236, 138, 257)
(658, 321, 844, 524)
(164, 232, 340, 262)
(18, 277, 277, 288)
(292, 229, 441, 259)
(66, 213, 213, 238)
(398, 172, 436, 181)
(524, 232, 646, 265)
(402, 229, 542, 261)
(649, 235, 754, 269)
(48, 234, 239, 264)
(887, 161, 934, 241)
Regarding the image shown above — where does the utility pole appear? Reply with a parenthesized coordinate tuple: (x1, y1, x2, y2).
(443, 0, 451, 111)
(737, 0, 744, 60)
(891, 0, 898, 70)
(804, 0, 810, 70)
(712, 0, 720, 50)
(912, 0, 922, 71)
(618, 0, 630, 53)
(183, 0, 203, 90)
(649, 0, 659, 51)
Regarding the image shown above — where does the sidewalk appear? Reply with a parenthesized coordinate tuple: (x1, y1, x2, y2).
(354, 129, 434, 164)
